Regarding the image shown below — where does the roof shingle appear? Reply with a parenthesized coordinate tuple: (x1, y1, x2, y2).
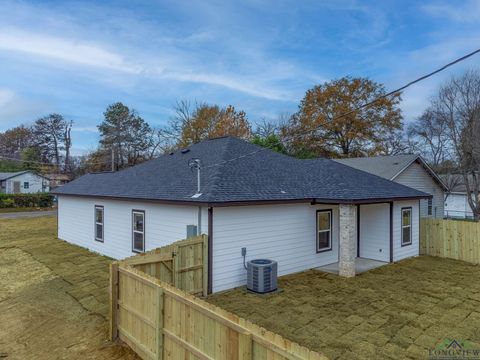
(53, 137, 429, 204)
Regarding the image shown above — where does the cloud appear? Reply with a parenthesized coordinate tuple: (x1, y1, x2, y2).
(0, 26, 303, 102)
(71, 126, 98, 133)
(422, 0, 480, 22)
(0, 28, 141, 74)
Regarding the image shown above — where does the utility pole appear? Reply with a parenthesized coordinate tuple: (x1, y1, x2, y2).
(111, 146, 115, 172)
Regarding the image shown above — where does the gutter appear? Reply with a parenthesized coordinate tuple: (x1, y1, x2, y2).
(54, 193, 431, 208)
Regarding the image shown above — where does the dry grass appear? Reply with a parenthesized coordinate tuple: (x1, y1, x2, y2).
(0, 216, 139, 360)
(207, 257, 480, 360)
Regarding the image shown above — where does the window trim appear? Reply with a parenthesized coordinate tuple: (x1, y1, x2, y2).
(24, 181, 29, 189)
(316, 209, 333, 253)
(401, 207, 412, 247)
(132, 209, 145, 253)
(94, 205, 104, 242)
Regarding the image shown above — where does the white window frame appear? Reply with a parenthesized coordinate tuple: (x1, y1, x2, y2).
(94, 205, 104, 242)
(316, 209, 332, 253)
(427, 198, 433, 216)
(132, 210, 145, 253)
(24, 181, 29, 189)
(401, 207, 412, 246)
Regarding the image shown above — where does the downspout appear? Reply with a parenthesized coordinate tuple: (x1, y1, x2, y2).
(356, 204, 360, 258)
(197, 206, 202, 235)
(207, 207, 213, 295)
(389, 202, 394, 263)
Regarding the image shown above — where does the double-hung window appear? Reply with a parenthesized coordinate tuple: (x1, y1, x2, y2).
(132, 210, 145, 253)
(95, 206, 104, 242)
(316, 210, 332, 253)
(401, 207, 412, 246)
(24, 182, 29, 189)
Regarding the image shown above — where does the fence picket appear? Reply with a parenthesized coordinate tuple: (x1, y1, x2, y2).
(420, 218, 480, 264)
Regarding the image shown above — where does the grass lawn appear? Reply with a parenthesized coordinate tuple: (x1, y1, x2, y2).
(0, 207, 55, 213)
(0, 216, 139, 360)
(208, 257, 480, 360)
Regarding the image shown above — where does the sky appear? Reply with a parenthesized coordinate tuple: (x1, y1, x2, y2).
(0, 0, 479, 155)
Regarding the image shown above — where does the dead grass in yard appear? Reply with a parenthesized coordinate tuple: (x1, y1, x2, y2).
(0, 216, 139, 360)
(207, 257, 480, 360)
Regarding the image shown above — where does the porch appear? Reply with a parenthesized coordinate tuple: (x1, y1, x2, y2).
(317, 257, 388, 275)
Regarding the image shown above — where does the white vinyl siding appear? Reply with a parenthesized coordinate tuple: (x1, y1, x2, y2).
(393, 161, 444, 218)
(359, 203, 390, 262)
(393, 200, 419, 261)
(58, 196, 206, 259)
(212, 204, 339, 293)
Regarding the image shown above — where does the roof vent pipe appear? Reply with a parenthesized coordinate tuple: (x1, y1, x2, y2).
(188, 158, 201, 194)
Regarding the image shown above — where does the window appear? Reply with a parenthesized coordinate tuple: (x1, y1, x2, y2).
(24, 182, 29, 189)
(316, 210, 332, 253)
(427, 198, 432, 216)
(132, 210, 145, 253)
(401, 207, 412, 246)
(95, 206, 104, 242)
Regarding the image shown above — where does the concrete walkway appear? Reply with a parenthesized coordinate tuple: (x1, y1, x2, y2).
(0, 210, 57, 219)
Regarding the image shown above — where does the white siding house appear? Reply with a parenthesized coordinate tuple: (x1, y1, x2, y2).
(394, 162, 443, 218)
(0, 171, 50, 194)
(58, 195, 420, 293)
(54, 137, 428, 294)
(335, 155, 447, 219)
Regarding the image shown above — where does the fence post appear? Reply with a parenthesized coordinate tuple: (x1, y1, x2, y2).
(173, 245, 180, 288)
(238, 332, 252, 360)
(109, 262, 119, 341)
(155, 287, 164, 360)
(202, 234, 208, 297)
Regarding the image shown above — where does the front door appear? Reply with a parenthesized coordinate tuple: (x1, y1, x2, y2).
(13, 181, 20, 193)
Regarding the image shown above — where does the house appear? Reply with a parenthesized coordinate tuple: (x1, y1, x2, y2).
(441, 174, 476, 219)
(334, 154, 447, 219)
(45, 173, 71, 189)
(53, 137, 429, 293)
(0, 171, 50, 194)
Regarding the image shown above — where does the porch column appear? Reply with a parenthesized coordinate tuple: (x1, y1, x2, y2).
(339, 204, 357, 277)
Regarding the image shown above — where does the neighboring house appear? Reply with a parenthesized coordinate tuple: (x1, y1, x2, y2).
(53, 137, 429, 293)
(0, 171, 50, 194)
(46, 173, 71, 189)
(335, 155, 447, 219)
(441, 174, 476, 219)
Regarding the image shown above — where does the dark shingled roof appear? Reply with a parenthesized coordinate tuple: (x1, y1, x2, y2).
(53, 137, 429, 204)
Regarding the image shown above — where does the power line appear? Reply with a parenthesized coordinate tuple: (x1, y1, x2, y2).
(203, 47, 480, 169)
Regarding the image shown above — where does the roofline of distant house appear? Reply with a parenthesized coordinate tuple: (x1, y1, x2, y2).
(52, 193, 431, 207)
(390, 155, 449, 191)
(0, 170, 50, 182)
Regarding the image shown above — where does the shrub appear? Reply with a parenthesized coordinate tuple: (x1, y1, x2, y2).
(0, 193, 53, 208)
(0, 198, 15, 208)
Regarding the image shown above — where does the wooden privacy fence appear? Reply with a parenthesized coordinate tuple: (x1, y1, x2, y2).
(110, 263, 327, 360)
(121, 235, 208, 296)
(420, 218, 480, 264)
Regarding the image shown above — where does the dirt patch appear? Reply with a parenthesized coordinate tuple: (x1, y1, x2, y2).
(0, 248, 56, 301)
(0, 217, 138, 360)
(207, 257, 480, 360)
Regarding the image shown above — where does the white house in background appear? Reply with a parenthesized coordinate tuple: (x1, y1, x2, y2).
(53, 137, 429, 294)
(0, 171, 50, 194)
(335, 154, 447, 219)
(441, 174, 476, 219)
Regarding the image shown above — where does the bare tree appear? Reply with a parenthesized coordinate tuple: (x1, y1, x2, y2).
(408, 109, 451, 167)
(430, 70, 480, 219)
